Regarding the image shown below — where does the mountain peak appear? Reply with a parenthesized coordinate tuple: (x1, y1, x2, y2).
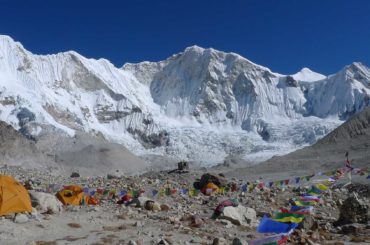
(0, 34, 24, 50)
(291, 67, 326, 82)
(184, 45, 205, 53)
(346, 62, 368, 71)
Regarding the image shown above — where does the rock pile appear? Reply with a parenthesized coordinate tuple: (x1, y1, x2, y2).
(335, 193, 369, 226)
(0, 165, 369, 244)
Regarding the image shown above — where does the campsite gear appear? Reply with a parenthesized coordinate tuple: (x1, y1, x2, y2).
(201, 182, 220, 195)
(117, 193, 132, 205)
(56, 185, 90, 206)
(231, 183, 237, 192)
(213, 198, 239, 218)
(88, 196, 99, 205)
(0, 175, 32, 216)
(199, 173, 227, 188)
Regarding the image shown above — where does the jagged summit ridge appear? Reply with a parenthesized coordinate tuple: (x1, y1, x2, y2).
(0, 34, 369, 165)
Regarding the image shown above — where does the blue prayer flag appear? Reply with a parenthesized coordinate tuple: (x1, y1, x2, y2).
(257, 215, 298, 233)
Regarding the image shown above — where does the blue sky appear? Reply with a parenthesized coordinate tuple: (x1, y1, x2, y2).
(1, 0, 369, 75)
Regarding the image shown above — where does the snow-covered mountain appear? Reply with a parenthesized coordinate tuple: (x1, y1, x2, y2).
(0, 35, 369, 166)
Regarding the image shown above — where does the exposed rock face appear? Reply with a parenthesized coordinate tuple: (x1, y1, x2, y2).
(286, 75, 299, 87)
(336, 195, 369, 226)
(127, 128, 170, 148)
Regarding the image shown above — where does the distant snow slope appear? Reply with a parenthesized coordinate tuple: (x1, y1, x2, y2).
(0, 35, 369, 167)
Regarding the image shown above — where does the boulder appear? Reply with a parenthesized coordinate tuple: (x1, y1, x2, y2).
(107, 170, 123, 179)
(152, 202, 161, 211)
(157, 239, 169, 245)
(160, 204, 170, 211)
(298, 215, 318, 230)
(219, 205, 258, 227)
(212, 238, 226, 245)
(128, 240, 137, 245)
(29, 190, 63, 213)
(14, 213, 29, 223)
(139, 197, 161, 211)
(190, 215, 204, 228)
(340, 223, 363, 234)
(232, 238, 248, 245)
(70, 172, 80, 178)
(335, 194, 369, 226)
(138, 196, 151, 207)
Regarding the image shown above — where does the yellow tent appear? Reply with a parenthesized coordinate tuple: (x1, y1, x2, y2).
(205, 182, 220, 192)
(201, 182, 220, 195)
(56, 185, 89, 206)
(0, 175, 32, 216)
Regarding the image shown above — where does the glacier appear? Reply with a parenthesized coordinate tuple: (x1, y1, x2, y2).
(0, 35, 369, 166)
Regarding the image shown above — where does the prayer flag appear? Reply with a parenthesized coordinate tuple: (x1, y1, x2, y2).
(315, 183, 328, 191)
(249, 233, 288, 245)
(257, 215, 298, 233)
(300, 195, 320, 202)
(119, 190, 127, 197)
(272, 212, 305, 223)
(289, 205, 314, 214)
(294, 200, 317, 207)
(308, 186, 322, 195)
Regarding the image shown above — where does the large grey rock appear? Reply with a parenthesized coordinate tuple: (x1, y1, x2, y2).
(219, 205, 258, 227)
(128, 240, 137, 245)
(298, 215, 318, 230)
(14, 213, 29, 223)
(335, 194, 369, 226)
(29, 190, 63, 213)
(137, 197, 161, 211)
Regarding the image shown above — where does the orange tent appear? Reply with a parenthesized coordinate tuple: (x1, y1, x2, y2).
(0, 175, 32, 216)
(56, 185, 92, 206)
